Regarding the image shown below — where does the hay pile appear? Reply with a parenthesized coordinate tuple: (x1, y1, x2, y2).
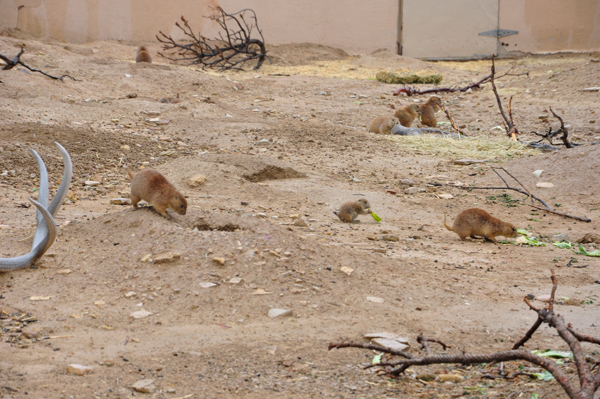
(375, 71, 443, 84)
(387, 135, 541, 160)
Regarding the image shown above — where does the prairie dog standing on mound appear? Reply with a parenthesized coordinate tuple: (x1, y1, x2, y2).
(419, 96, 442, 127)
(334, 199, 371, 223)
(369, 116, 399, 134)
(127, 168, 187, 219)
(394, 104, 420, 127)
(135, 46, 152, 63)
(443, 208, 517, 243)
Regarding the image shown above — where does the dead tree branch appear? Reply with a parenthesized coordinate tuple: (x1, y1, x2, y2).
(0, 46, 77, 82)
(393, 64, 528, 97)
(329, 270, 600, 399)
(490, 55, 518, 140)
(157, 8, 270, 71)
(463, 167, 591, 223)
(437, 103, 464, 135)
(531, 107, 578, 148)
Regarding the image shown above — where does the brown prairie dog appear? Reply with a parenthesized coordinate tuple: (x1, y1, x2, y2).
(160, 94, 182, 104)
(394, 104, 420, 127)
(334, 199, 371, 223)
(369, 116, 399, 134)
(419, 96, 442, 127)
(443, 208, 517, 243)
(127, 168, 187, 219)
(135, 46, 152, 63)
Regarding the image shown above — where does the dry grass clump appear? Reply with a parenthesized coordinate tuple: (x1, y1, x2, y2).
(387, 135, 541, 160)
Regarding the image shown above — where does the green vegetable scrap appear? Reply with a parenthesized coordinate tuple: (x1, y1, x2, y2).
(553, 241, 572, 249)
(372, 353, 382, 364)
(523, 236, 545, 247)
(532, 349, 573, 359)
(573, 245, 600, 257)
(532, 371, 554, 381)
(375, 71, 443, 84)
(517, 229, 529, 235)
(371, 212, 382, 222)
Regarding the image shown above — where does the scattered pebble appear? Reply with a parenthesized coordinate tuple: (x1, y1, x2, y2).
(132, 379, 156, 393)
(340, 266, 354, 276)
(200, 282, 217, 288)
(532, 170, 544, 177)
(366, 296, 385, 304)
(187, 174, 206, 188)
(382, 235, 400, 242)
(66, 364, 93, 376)
(229, 277, 243, 284)
(130, 310, 152, 319)
(536, 182, 554, 188)
(212, 257, 226, 265)
(268, 308, 293, 318)
(152, 252, 181, 264)
(110, 198, 132, 205)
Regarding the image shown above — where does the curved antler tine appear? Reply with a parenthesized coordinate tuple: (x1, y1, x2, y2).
(29, 149, 50, 249)
(0, 197, 57, 271)
(48, 142, 73, 217)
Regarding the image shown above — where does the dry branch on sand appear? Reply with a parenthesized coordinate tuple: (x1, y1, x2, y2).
(157, 8, 269, 71)
(463, 166, 591, 223)
(329, 271, 600, 399)
(0, 46, 77, 82)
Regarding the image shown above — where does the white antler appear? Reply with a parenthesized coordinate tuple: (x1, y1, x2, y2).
(0, 142, 72, 271)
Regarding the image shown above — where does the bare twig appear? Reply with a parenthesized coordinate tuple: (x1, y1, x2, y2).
(464, 167, 592, 223)
(0, 46, 77, 82)
(157, 8, 270, 71)
(393, 66, 528, 97)
(329, 271, 600, 399)
(437, 103, 464, 135)
(492, 167, 534, 206)
(490, 56, 518, 140)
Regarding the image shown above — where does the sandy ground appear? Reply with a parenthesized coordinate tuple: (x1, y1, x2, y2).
(1, 34, 600, 399)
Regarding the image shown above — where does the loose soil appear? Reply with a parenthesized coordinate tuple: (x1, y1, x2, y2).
(1, 35, 599, 399)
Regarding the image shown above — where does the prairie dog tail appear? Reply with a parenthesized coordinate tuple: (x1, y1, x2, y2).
(443, 212, 454, 232)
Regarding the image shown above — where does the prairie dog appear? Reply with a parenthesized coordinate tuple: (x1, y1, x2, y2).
(334, 199, 371, 223)
(419, 96, 442, 127)
(394, 104, 420, 127)
(135, 46, 152, 63)
(369, 116, 399, 134)
(443, 208, 517, 243)
(128, 168, 187, 219)
(160, 93, 182, 104)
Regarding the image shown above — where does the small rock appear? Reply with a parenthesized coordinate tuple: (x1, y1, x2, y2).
(66, 364, 93, 376)
(438, 193, 454, 199)
(340, 266, 354, 276)
(256, 139, 270, 145)
(253, 289, 271, 295)
(127, 93, 138, 98)
(366, 296, 385, 304)
(532, 170, 544, 177)
(241, 201, 249, 206)
(382, 235, 400, 242)
(453, 159, 484, 165)
(57, 269, 71, 274)
(268, 308, 293, 318)
(120, 145, 131, 152)
(110, 197, 132, 205)
(140, 254, 152, 262)
(371, 338, 409, 351)
(160, 150, 178, 157)
(200, 282, 217, 288)
(212, 257, 226, 265)
(577, 233, 600, 244)
(404, 187, 419, 194)
(130, 310, 152, 319)
(229, 277, 243, 284)
(266, 346, 278, 355)
(152, 252, 180, 264)
(94, 300, 105, 306)
(551, 233, 569, 242)
(536, 182, 554, 188)
(85, 180, 100, 186)
(125, 291, 137, 298)
(167, 388, 176, 393)
(294, 219, 308, 227)
(187, 174, 206, 188)
(438, 374, 463, 382)
(132, 379, 156, 393)
(398, 179, 417, 185)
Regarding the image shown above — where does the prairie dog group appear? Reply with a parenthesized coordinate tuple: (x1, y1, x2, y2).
(334, 199, 372, 223)
(443, 208, 517, 243)
(369, 116, 399, 134)
(135, 46, 152, 63)
(128, 168, 187, 219)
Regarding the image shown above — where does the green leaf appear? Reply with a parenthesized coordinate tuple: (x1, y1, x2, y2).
(573, 245, 600, 257)
(531, 394, 539, 399)
(553, 242, 572, 249)
(532, 371, 554, 381)
(372, 353, 382, 364)
(524, 236, 545, 247)
(517, 229, 529, 235)
(371, 212, 382, 222)
(532, 349, 573, 359)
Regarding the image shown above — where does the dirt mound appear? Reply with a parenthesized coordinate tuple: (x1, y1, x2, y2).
(267, 43, 349, 66)
(242, 165, 306, 182)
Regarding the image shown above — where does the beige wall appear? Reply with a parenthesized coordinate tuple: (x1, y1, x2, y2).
(402, 0, 498, 59)
(0, 0, 399, 53)
(499, 0, 600, 54)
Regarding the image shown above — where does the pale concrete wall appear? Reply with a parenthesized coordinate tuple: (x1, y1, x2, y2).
(498, 0, 600, 54)
(402, 0, 498, 59)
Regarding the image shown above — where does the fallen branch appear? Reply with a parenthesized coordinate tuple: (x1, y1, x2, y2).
(531, 107, 578, 148)
(437, 103, 464, 135)
(0, 46, 77, 82)
(157, 8, 270, 71)
(393, 64, 528, 97)
(463, 167, 591, 223)
(489, 56, 518, 139)
(329, 270, 600, 399)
